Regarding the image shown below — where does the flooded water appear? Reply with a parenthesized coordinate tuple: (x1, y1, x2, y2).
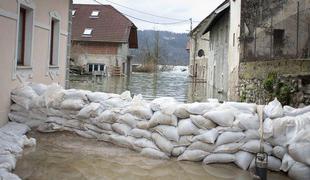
(14, 131, 290, 180)
(69, 70, 213, 103)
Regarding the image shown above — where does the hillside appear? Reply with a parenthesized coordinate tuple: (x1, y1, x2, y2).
(130, 30, 189, 66)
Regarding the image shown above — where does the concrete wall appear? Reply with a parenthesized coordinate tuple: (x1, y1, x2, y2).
(207, 11, 230, 101)
(71, 41, 131, 76)
(0, 0, 69, 126)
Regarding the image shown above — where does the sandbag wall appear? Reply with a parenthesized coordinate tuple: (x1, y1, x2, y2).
(9, 83, 310, 180)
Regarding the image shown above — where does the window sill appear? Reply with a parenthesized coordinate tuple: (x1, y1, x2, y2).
(17, 66, 32, 70)
(49, 65, 60, 69)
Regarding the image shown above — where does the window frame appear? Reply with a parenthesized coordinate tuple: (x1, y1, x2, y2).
(90, 10, 100, 18)
(48, 11, 61, 67)
(82, 28, 93, 37)
(72, 10, 76, 17)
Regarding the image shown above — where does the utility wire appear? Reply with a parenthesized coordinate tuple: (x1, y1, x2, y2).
(94, 0, 191, 25)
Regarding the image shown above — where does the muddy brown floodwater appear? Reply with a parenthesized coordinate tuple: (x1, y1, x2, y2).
(13, 131, 291, 180)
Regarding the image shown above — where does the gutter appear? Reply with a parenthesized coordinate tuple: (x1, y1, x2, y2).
(65, 0, 73, 89)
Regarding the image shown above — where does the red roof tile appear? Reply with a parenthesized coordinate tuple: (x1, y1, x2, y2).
(72, 4, 137, 44)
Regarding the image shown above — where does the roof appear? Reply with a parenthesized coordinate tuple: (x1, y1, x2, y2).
(202, 0, 230, 34)
(72, 4, 138, 48)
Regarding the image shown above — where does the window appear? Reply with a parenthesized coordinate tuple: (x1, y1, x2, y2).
(88, 64, 105, 72)
(90, 10, 100, 18)
(100, 64, 104, 71)
(233, 33, 236, 47)
(94, 64, 98, 71)
(72, 10, 76, 16)
(17, 7, 26, 65)
(83, 28, 93, 36)
(273, 29, 285, 56)
(49, 18, 60, 66)
(198, 49, 205, 57)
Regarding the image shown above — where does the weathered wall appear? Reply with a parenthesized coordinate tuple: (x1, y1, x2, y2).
(0, 0, 69, 126)
(238, 59, 310, 106)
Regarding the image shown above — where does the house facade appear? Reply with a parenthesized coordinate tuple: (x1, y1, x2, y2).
(190, 0, 310, 105)
(0, 0, 71, 126)
(71, 4, 138, 76)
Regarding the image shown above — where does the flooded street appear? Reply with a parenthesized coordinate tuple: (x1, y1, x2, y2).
(14, 132, 290, 180)
(69, 70, 214, 103)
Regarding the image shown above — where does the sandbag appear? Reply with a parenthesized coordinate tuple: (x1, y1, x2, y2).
(262, 118, 273, 139)
(11, 95, 32, 110)
(244, 129, 260, 141)
(203, 153, 235, 164)
(152, 125, 179, 142)
(288, 162, 310, 180)
(192, 129, 219, 144)
(0, 122, 30, 137)
(134, 138, 159, 150)
(130, 128, 152, 139)
(0, 168, 21, 180)
(11, 85, 38, 99)
(264, 98, 283, 119)
(234, 151, 254, 170)
(86, 92, 110, 102)
(109, 134, 135, 149)
(280, 153, 296, 172)
(111, 123, 132, 136)
(178, 119, 200, 136)
(136, 121, 149, 130)
(148, 111, 177, 128)
(150, 97, 178, 112)
(172, 147, 186, 157)
(0, 154, 16, 171)
(90, 119, 112, 131)
(267, 156, 282, 171)
(288, 143, 310, 166)
(240, 140, 272, 155)
(29, 83, 47, 96)
(64, 89, 88, 101)
(187, 141, 216, 152)
(124, 105, 152, 120)
(177, 150, 209, 162)
(284, 105, 310, 116)
(187, 102, 219, 115)
(216, 132, 245, 146)
(60, 99, 85, 110)
(77, 102, 103, 119)
(140, 148, 169, 160)
(151, 133, 173, 155)
(213, 143, 243, 154)
(174, 104, 190, 119)
(203, 110, 234, 127)
(223, 102, 257, 114)
(235, 113, 259, 130)
(190, 115, 217, 130)
(96, 110, 117, 124)
(272, 146, 287, 159)
(117, 114, 139, 128)
(177, 136, 194, 146)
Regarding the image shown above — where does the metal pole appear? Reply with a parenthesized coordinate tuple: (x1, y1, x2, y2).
(65, 0, 73, 89)
(296, 1, 300, 57)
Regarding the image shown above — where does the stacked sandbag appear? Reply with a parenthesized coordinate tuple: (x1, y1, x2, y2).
(0, 122, 36, 180)
(9, 84, 310, 180)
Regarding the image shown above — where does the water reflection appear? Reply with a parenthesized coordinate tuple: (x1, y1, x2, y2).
(69, 71, 227, 103)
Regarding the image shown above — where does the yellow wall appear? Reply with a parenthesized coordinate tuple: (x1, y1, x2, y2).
(0, 0, 70, 126)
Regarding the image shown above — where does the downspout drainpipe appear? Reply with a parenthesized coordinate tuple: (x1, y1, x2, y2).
(193, 34, 197, 78)
(65, 0, 73, 89)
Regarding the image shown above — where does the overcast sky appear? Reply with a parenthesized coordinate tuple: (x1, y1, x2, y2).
(73, 0, 224, 33)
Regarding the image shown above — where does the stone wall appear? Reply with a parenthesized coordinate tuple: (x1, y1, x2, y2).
(238, 59, 310, 106)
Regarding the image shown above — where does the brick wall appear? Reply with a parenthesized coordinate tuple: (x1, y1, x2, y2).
(72, 41, 119, 55)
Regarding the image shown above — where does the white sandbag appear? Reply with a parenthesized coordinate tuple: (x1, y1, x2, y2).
(203, 153, 235, 164)
(192, 129, 219, 144)
(0, 168, 21, 180)
(60, 99, 85, 110)
(234, 151, 254, 170)
(109, 134, 135, 149)
(262, 118, 273, 139)
(22, 136, 36, 147)
(213, 143, 243, 154)
(288, 129, 310, 144)
(288, 143, 310, 166)
(280, 153, 296, 172)
(172, 147, 186, 157)
(64, 89, 88, 101)
(272, 146, 287, 159)
(178, 119, 200, 136)
(96, 110, 117, 124)
(174, 104, 190, 119)
(29, 83, 47, 96)
(244, 129, 260, 141)
(140, 148, 169, 160)
(240, 140, 272, 155)
(77, 102, 103, 119)
(284, 105, 310, 116)
(130, 128, 151, 139)
(0, 139, 23, 155)
(125, 105, 152, 120)
(86, 92, 110, 102)
(90, 119, 112, 131)
(190, 115, 217, 130)
(215, 126, 243, 133)
(0, 122, 30, 137)
(268, 156, 281, 171)
(153, 125, 179, 142)
(203, 110, 234, 127)
(151, 133, 173, 155)
(0, 154, 16, 171)
(10, 104, 27, 112)
(223, 102, 257, 114)
(148, 111, 177, 128)
(264, 98, 283, 119)
(235, 113, 259, 130)
(11, 95, 32, 110)
(136, 121, 149, 130)
(117, 114, 140, 128)
(103, 98, 129, 108)
(216, 132, 245, 146)
(150, 97, 178, 112)
(43, 83, 65, 108)
(187, 102, 219, 115)
(134, 138, 159, 150)
(46, 117, 79, 129)
(8, 112, 29, 124)
(177, 150, 209, 162)
(288, 162, 310, 180)
(111, 123, 132, 136)
(82, 123, 111, 134)
(187, 141, 216, 152)
(177, 136, 194, 146)
(120, 91, 132, 101)
(11, 85, 38, 99)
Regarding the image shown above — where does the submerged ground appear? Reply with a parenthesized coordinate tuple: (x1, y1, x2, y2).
(14, 131, 290, 180)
